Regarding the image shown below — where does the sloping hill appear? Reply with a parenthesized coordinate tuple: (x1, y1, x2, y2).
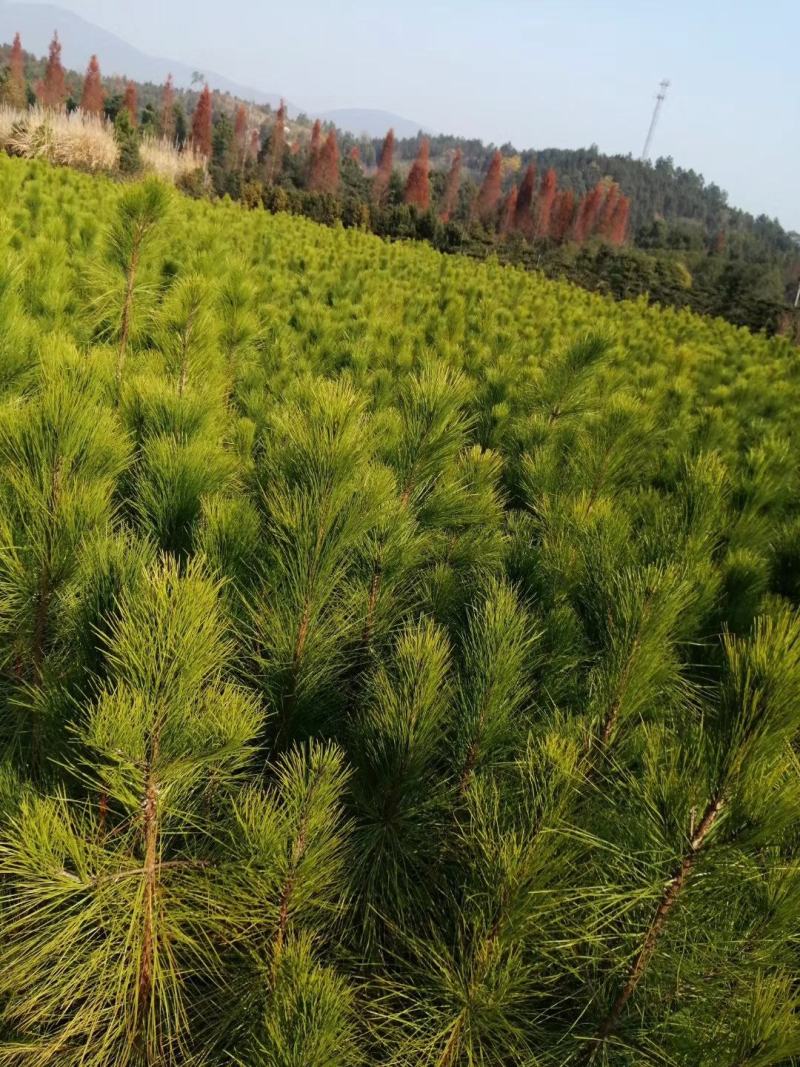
(0, 0, 288, 104)
(317, 107, 427, 139)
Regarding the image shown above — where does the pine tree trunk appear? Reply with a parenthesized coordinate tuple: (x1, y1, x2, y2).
(117, 245, 140, 392)
(586, 793, 725, 1058)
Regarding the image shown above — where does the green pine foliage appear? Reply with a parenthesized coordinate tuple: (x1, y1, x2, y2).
(0, 152, 799, 1065)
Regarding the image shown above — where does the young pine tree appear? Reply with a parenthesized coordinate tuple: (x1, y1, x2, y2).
(89, 178, 170, 390)
(0, 556, 356, 1064)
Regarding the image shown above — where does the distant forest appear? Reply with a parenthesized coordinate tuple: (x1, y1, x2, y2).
(2, 34, 798, 338)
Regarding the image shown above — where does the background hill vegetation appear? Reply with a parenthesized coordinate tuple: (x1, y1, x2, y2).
(1, 31, 798, 339)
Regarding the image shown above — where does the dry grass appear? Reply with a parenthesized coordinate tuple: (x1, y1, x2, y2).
(0, 105, 201, 182)
(0, 105, 117, 171)
(140, 136, 203, 182)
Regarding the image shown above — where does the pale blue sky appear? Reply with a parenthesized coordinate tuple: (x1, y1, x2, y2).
(36, 0, 799, 229)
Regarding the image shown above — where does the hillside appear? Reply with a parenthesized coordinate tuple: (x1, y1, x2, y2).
(0, 25, 797, 337)
(0, 0, 287, 105)
(0, 153, 800, 1063)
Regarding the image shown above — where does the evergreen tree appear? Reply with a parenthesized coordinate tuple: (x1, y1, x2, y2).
(114, 108, 141, 176)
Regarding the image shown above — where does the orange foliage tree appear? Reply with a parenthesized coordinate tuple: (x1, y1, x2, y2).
(404, 138, 430, 211)
(573, 182, 605, 243)
(191, 84, 213, 158)
(438, 148, 462, 222)
(513, 162, 537, 237)
(79, 55, 104, 115)
(36, 31, 67, 109)
(6, 32, 26, 109)
(596, 182, 621, 240)
(474, 149, 503, 224)
(310, 130, 340, 194)
(536, 168, 557, 238)
(234, 104, 247, 160)
(609, 195, 630, 246)
(373, 128, 395, 204)
(550, 189, 576, 243)
(500, 186, 518, 236)
(122, 81, 138, 126)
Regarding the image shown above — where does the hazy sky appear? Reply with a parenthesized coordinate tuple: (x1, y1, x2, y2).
(35, 0, 798, 229)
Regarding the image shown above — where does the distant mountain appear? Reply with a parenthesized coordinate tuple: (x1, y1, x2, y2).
(317, 108, 428, 140)
(0, 1, 291, 106)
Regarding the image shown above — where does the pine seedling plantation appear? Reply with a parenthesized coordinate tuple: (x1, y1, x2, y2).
(0, 154, 799, 1066)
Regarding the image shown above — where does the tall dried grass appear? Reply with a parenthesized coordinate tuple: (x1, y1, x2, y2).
(140, 136, 202, 182)
(0, 105, 200, 182)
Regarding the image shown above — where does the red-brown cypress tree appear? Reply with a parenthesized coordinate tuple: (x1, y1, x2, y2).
(473, 149, 503, 224)
(349, 145, 361, 163)
(596, 181, 621, 240)
(36, 31, 67, 109)
(438, 147, 462, 222)
(609, 195, 630, 246)
(573, 181, 605, 243)
(535, 167, 557, 238)
(79, 54, 103, 115)
(234, 103, 247, 155)
(122, 81, 138, 126)
(191, 83, 212, 158)
(249, 127, 261, 161)
(6, 32, 26, 109)
(404, 137, 430, 211)
(373, 127, 395, 204)
(267, 99, 286, 183)
(310, 129, 340, 194)
(513, 162, 537, 237)
(550, 188, 576, 243)
(500, 186, 518, 236)
(160, 74, 175, 142)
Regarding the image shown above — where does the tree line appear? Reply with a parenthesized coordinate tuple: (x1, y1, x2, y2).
(1, 30, 798, 339)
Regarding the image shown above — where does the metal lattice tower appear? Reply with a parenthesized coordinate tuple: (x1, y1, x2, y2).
(641, 79, 670, 161)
